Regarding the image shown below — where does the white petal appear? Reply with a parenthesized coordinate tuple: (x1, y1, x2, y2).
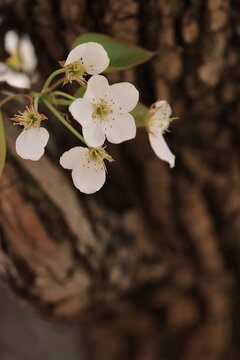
(0, 62, 7, 73)
(149, 131, 175, 168)
(153, 100, 172, 119)
(16, 127, 49, 161)
(109, 82, 139, 112)
(60, 146, 88, 170)
(83, 122, 106, 147)
(0, 68, 31, 88)
(0, 63, 31, 88)
(105, 113, 136, 144)
(65, 43, 88, 66)
(20, 35, 37, 73)
(0, 62, 10, 82)
(69, 98, 93, 127)
(81, 42, 109, 75)
(4, 30, 19, 55)
(72, 161, 106, 194)
(84, 75, 109, 102)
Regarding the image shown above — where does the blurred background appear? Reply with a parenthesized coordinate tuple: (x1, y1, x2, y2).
(0, 0, 240, 359)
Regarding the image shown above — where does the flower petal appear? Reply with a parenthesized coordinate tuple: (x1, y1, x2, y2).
(69, 98, 93, 127)
(65, 43, 88, 66)
(0, 64, 28, 87)
(72, 161, 106, 194)
(82, 122, 106, 147)
(153, 100, 172, 119)
(16, 127, 49, 161)
(81, 42, 109, 75)
(6, 71, 31, 88)
(60, 146, 88, 170)
(0, 62, 7, 73)
(105, 113, 136, 144)
(0, 63, 31, 88)
(149, 131, 175, 168)
(84, 75, 109, 102)
(109, 82, 139, 112)
(20, 35, 37, 73)
(4, 30, 19, 55)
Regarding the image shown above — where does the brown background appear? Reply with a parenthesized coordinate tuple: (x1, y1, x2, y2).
(0, 0, 240, 359)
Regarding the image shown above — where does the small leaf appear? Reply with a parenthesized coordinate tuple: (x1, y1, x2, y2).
(72, 33, 155, 73)
(0, 111, 7, 178)
(74, 87, 86, 98)
(131, 103, 149, 127)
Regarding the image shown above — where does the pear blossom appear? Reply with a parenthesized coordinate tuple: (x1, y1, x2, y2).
(12, 105, 49, 161)
(0, 30, 37, 88)
(69, 75, 139, 147)
(60, 146, 113, 194)
(61, 42, 110, 85)
(147, 100, 176, 168)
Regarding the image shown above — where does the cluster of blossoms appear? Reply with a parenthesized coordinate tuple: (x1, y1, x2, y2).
(1, 36, 176, 194)
(0, 30, 37, 88)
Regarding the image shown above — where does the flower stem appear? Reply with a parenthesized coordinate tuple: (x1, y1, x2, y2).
(50, 91, 76, 101)
(47, 97, 72, 106)
(41, 68, 65, 92)
(34, 96, 40, 111)
(0, 94, 32, 108)
(43, 99, 86, 145)
(44, 77, 65, 94)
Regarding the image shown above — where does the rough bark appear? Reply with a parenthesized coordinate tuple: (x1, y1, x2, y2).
(0, 0, 240, 359)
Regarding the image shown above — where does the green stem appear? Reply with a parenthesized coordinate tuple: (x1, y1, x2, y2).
(45, 77, 64, 94)
(43, 99, 86, 145)
(41, 68, 65, 92)
(0, 111, 6, 178)
(50, 91, 76, 101)
(47, 97, 73, 106)
(0, 94, 32, 108)
(34, 96, 39, 111)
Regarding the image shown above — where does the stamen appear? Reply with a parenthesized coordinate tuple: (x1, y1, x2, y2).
(92, 100, 112, 121)
(89, 147, 114, 173)
(11, 104, 46, 130)
(64, 60, 87, 85)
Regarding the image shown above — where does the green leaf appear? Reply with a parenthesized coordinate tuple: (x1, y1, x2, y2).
(131, 103, 149, 127)
(0, 111, 6, 178)
(72, 33, 155, 73)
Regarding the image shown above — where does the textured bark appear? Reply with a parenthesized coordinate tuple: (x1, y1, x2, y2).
(0, 0, 240, 359)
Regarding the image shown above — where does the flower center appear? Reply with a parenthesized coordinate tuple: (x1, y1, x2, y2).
(149, 118, 170, 134)
(65, 60, 86, 84)
(11, 105, 47, 129)
(24, 112, 41, 128)
(92, 100, 112, 121)
(89, 147, 114, 171)
(5, 52, 22, 72)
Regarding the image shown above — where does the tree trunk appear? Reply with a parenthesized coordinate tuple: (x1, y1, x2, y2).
(0, 0, 240, 359)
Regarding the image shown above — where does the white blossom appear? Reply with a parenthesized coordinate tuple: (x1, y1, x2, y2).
(69, 75, 139, 147)
(12, 105, 49, 161)
(60, 146, 113, 194)
(147, 100, 176, 168)
(63, 42, 110, 85)
(0, 30, 37, 88)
